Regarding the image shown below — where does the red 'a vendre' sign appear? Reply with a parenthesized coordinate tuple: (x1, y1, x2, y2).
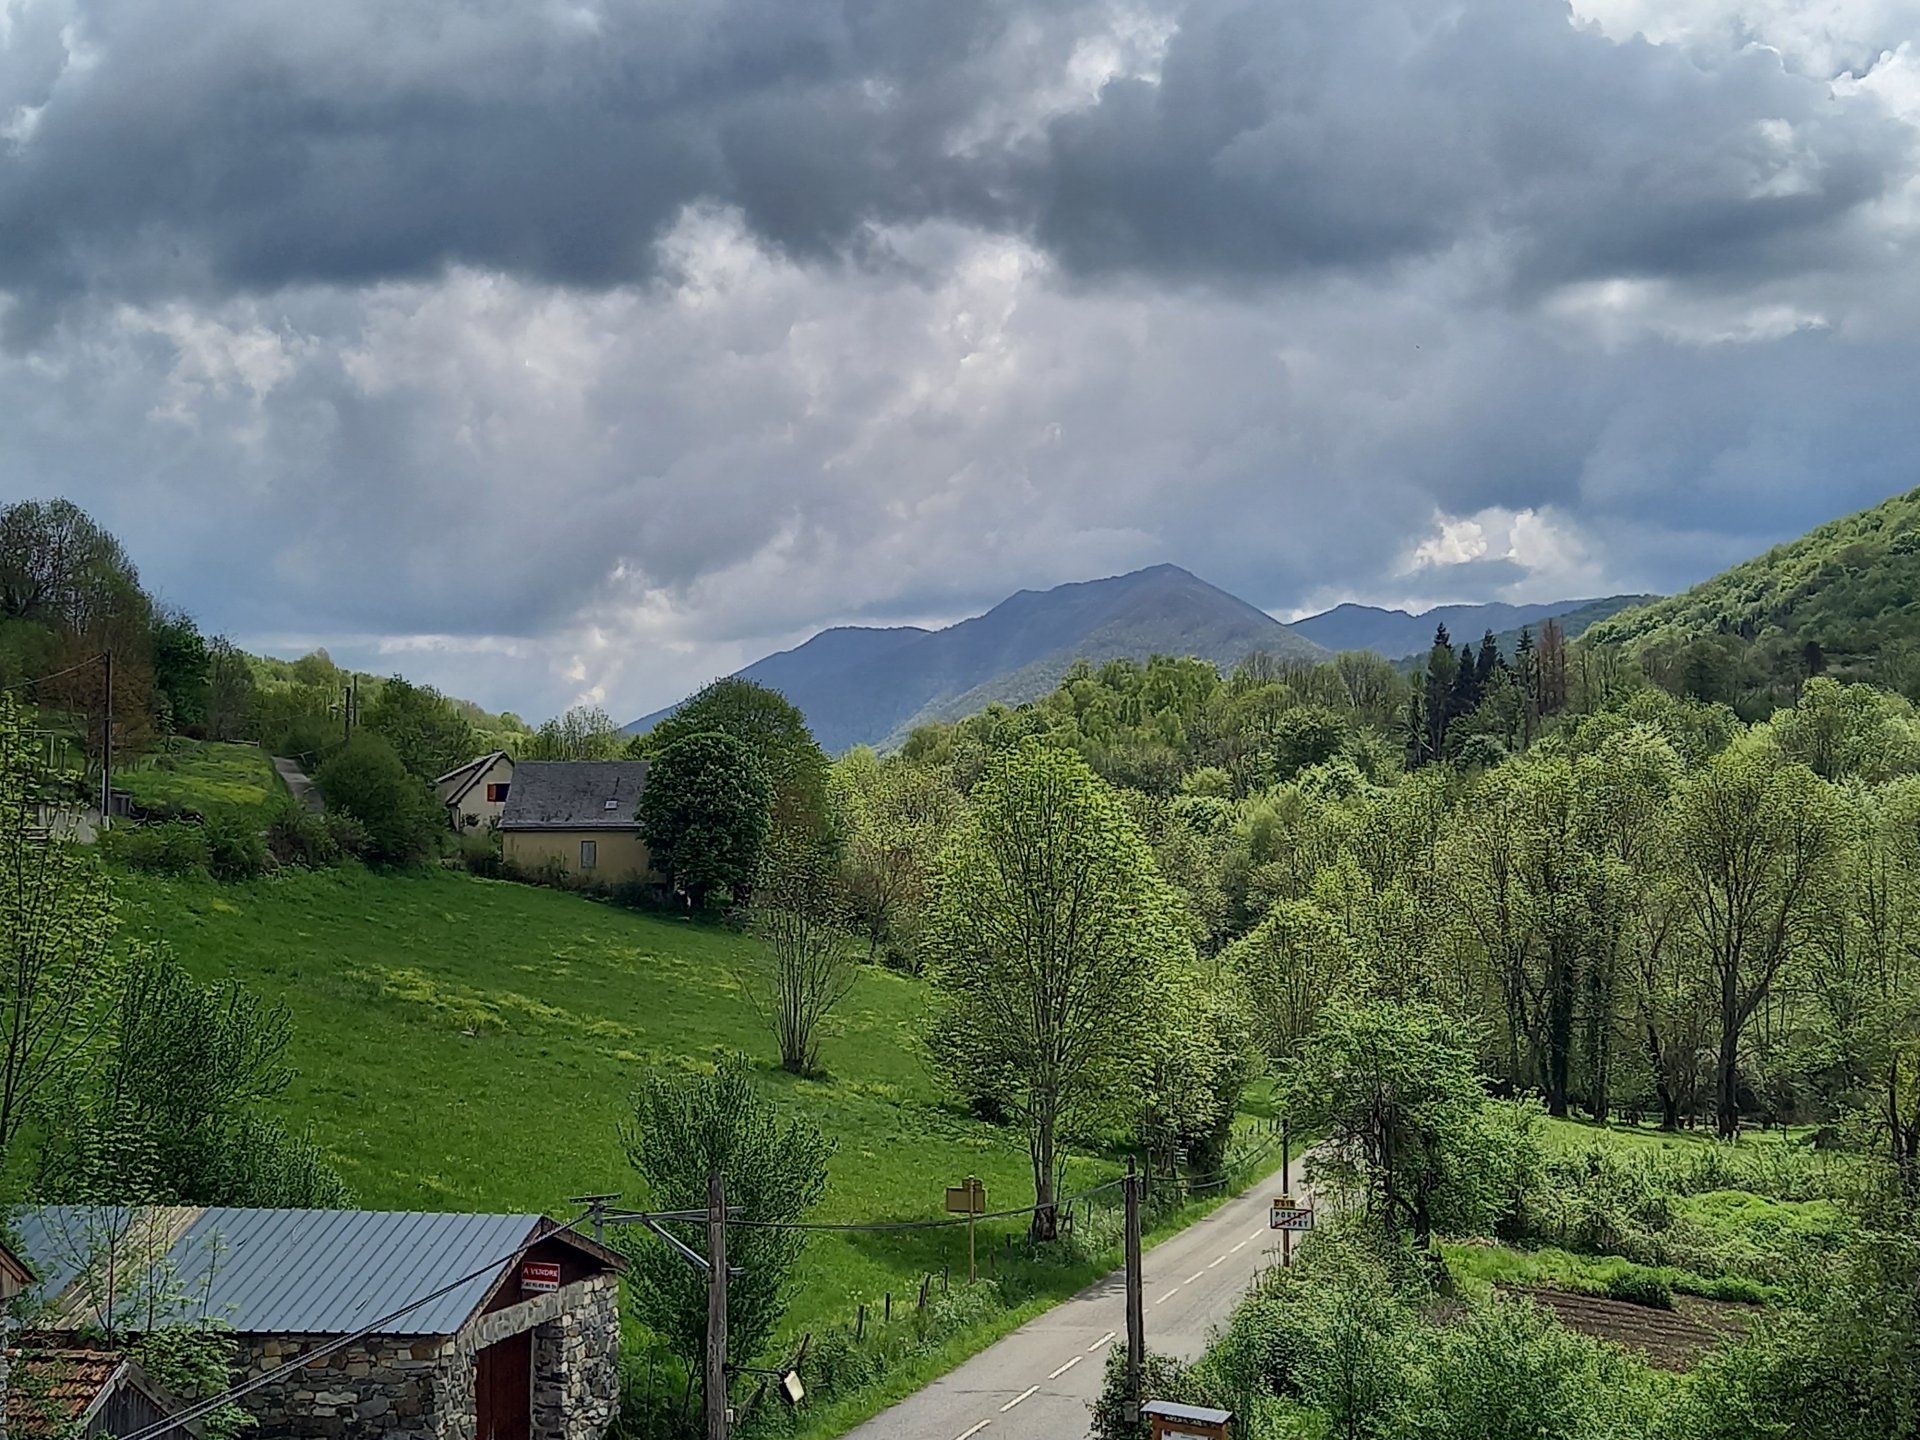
(522, 1261, 562, 1293)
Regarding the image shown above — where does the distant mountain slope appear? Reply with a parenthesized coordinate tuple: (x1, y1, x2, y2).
(628, 564, 1326, 753)
(1293, 596, 1653, 659)
(1584, 486, 1920, 681)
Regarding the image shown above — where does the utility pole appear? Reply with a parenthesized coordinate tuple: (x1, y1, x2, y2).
(100, 648, 113, 824)
(1124, 1156, 1143, 1425)
(706, 1168, 729, 1440)
(1281, 1117, 1291, 1194)
(343, 682, 355, 745)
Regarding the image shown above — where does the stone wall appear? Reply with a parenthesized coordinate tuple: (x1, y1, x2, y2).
(237, 1334, 456, 1440)
(530, 1275, 620, 1440)
(232, 1276, 619, 1440)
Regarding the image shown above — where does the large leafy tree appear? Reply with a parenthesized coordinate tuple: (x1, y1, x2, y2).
(312, 733, 442, 865)
(637, 731, 773, 911)
(833, 747, 959, 966)
(1668, 739, 1846, 1136)
(644, 679, 834, 841)
(925, 740, 1188, 1238)
(1281, 998, 1492, 1244)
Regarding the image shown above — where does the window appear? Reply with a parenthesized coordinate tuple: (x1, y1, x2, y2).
(579, 840, 597, 870)
(603, 798, 619, 810)
(486, 783, 509, 803)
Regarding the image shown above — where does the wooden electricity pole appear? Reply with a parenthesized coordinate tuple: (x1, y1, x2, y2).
(1124, 1156, 1144, 1424)
(99, 648, 113, 824)
(707, 1168, 729, 1440)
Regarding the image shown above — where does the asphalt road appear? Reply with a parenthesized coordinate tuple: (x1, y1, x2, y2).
(842, 1156, 1310, 1440)
(272, 755, 324, 813)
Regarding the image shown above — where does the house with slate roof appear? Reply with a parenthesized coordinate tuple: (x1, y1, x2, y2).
(497, 761, 657, 885)
(12, 1208, 622, 1440)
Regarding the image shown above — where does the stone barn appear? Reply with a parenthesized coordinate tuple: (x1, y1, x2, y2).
(15, 1208, 623, 1440)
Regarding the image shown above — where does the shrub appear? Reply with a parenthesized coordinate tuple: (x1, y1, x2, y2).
(266, 800, 340, 869)
(454, 831, 502, 878)
(203, 813, 268, 880)
(108, 821, 211, 876)
(1602, 1267, 1675, 1310)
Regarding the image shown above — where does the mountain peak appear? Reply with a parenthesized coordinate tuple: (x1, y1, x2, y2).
(628, 564, 1322, 751)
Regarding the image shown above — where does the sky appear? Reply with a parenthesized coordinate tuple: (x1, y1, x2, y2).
(3, 0, 1919, 722)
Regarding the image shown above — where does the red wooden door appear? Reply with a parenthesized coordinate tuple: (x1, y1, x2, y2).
(475, 1331, 532, 1440)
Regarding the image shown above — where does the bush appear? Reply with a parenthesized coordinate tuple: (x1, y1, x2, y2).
(203, 813, 268, 880)
(266, 800, 338, 868)
(312, 735, 441, 866)
(108, 821, 212, 876)
(1602, 1267, 1675, 1310)
(454, 831, 502, 878)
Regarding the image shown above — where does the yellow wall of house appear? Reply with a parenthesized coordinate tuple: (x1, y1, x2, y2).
(501, 829, 659, 883)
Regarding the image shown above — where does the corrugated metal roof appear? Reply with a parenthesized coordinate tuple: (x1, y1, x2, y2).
(14, 1208, 545, 1337)
(498, 760, 648, 831)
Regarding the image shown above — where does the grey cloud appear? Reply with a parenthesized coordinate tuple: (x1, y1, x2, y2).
(2, 0, 1912, 330)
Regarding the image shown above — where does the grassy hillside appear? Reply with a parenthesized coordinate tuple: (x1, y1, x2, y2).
(116, 737, 286, 822)
(1587, 485, 1920, 700)
(112, 865, 1268, 1350)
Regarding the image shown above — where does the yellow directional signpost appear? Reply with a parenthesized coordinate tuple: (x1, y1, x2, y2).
(946, 1175, 986, 1282)
(1269, 1192, 1314, 1267)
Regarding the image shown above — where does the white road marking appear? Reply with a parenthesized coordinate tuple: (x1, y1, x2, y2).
(1155, 1287, 1179, 1305)
(1049, 1356, 1082, 1380)
(1088, 1331, 1116, 1352)
(1250, 1228, 1265, 1241)
(1000, 1387, 1038, 1413)
(1231, 1240, 1249, 1253)
(954, 1423, 992, 1440)
(1185, 1271, 1205, 1285)
(1207, 1255, 1227, 1269)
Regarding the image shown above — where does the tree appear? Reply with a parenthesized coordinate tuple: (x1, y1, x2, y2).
(0, 694, 122, 1160)
(1668, 740, 1845, 1135)
(644, 678, 834, 841)
(619, 1055, 832, 1389)
(637, 731, 773, 910)
(203, 638, 255, 741)
(312, 734, 442, 865)
(835, 748, 961, 966)
(40, 941, 348, 1207)
(1224, 898, 1351, 1064)
(524, 704, 624, 760)
(151, 609, 209, 733)
(740, 834, 857, 1075)
(362, 674, 476, 781)
(1281, 999, 1489, 1244)
(925, 740, 1188, 1238)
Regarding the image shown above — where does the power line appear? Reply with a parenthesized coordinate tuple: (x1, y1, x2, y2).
(698, 1175, 1128, 1234)
(111, 1211, 595, 1440)
(0, 651, 106, 694)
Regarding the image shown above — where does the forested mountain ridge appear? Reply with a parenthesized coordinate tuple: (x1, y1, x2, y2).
(629, 563, 1326, 753)
(1293, 595, 1652, 658)
(1585, 484, 1920, 711)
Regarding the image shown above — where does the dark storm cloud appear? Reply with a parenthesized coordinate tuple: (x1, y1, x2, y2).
(1029, 0, 1907, 288)
(1, 0, 1910, 324)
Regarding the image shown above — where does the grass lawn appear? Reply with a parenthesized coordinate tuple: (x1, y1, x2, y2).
(113, 863, 1277, 1358)
(117, 737, 286, 823)
(1538, 1115, 1817, 1154)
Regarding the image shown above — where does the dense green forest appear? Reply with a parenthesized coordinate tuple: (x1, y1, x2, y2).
(1589, 483, 1920, 715)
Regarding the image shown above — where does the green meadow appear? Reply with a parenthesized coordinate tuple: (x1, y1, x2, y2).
(113, 863, 1272, 1346)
